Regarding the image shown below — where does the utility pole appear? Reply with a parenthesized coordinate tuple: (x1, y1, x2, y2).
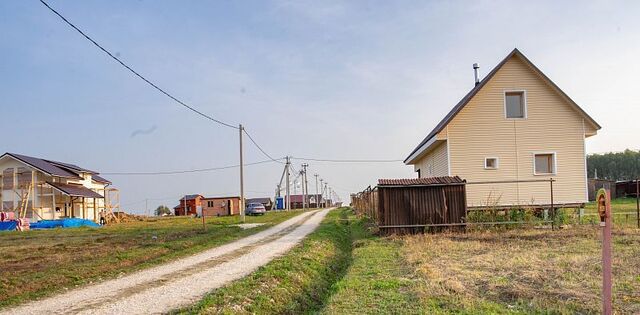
(324, 182, 328, 207)
(239, 124, 245, 223)
(314, 174, 319, 209)
(301, 163, 308, 209)
(319, 178, 324, 208)
(285, 156, 291, 211)
(145, 198, 148, 216)
(183, 195, 187, 216)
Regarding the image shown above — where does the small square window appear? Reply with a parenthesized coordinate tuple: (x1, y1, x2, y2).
(505, 91, 525, 118)
(484, 157, 498, 169)
(534, 153, 555, 175)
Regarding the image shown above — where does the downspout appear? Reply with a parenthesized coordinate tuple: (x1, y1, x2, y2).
(582, 119, 588, 202)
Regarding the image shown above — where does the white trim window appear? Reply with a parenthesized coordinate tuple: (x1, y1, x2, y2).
(533, 152, 556, 175)
(484, 157, 499, 170)
(504, 90, 527, 119)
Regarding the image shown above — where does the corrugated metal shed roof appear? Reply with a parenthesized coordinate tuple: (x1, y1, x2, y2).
(48, 182, 104, 198)
(378, 176, 465, 186)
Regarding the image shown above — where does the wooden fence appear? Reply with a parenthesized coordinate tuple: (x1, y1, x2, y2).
(352, 177, 467, 235)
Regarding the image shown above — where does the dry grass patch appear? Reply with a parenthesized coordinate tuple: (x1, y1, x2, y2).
(402, 227, 640, 314)
(0, 211, 305, 308)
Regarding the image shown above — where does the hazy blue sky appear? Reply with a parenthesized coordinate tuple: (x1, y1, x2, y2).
(1, 1, 638, 213)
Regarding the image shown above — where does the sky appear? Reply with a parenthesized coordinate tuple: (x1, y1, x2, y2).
(1, 1, 639, 214)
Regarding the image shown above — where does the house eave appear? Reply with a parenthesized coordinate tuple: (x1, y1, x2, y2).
(404, 136, 439, 165)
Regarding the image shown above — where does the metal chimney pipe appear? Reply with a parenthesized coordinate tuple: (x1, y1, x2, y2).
(473, 63, 480, 86)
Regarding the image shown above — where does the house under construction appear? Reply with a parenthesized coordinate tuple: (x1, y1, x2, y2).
(0, 153, 119, 222)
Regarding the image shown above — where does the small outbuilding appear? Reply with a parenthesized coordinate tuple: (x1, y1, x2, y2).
(371, 176, 467, 235)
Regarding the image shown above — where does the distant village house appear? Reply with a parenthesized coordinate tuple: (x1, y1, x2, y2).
(174, 195, 241, 216)
(0, 153, 115, 222)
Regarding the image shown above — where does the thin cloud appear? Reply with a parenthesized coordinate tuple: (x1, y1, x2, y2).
(130, 125, 158, 138)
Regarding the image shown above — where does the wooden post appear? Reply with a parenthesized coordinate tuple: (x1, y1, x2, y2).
(202, 211, 206, 231)
(636, 179, 639, 229)
(596, 188, 613, 315)
(52, 188, 56, 219)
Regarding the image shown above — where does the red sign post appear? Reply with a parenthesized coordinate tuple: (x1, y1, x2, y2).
(596, 188, 612, 315)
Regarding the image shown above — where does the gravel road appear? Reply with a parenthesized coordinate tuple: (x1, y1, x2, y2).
(6, 208, 331, 315)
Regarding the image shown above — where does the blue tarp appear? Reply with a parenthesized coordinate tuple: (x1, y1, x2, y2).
(30, 218, 100, 229)
(0, 221, 17, 231)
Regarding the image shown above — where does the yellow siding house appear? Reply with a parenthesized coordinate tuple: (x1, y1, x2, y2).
(405, 49, 600, 207)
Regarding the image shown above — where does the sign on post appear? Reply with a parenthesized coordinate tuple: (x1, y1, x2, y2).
(596, 188, 612, 315)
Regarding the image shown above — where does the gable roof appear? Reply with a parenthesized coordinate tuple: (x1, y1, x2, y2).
(181, 194, 204, 200)
(202, 196, 241, 200)
(404, 48, 601, 164)
(0, 152, 111, 184)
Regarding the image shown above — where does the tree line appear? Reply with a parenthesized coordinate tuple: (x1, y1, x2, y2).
(587, 149, 640, 181)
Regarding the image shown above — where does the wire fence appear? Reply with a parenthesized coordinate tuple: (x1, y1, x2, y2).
(351, 178, 640, 233)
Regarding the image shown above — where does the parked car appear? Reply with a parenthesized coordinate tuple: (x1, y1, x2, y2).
(245, 203, 266, 216)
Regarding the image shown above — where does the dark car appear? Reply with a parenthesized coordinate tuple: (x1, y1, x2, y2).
(245, 203, 266, 216)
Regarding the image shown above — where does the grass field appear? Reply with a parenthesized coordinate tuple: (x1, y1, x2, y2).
(0, 210, 305, 308)
(178, 208, 355, 314)
(402, 226, 640, 314)
(583, 197, 639, 227)
(181, 207, 639, 314)
(180, 208, 424, 314)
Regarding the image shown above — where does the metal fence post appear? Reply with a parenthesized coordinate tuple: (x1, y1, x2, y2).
(550, 178, 555, 230)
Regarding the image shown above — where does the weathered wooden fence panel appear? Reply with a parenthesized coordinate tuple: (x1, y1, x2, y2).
(352, 177, 467, 235)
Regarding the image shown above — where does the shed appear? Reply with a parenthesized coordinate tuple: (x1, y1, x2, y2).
(587, 179, 616, 201)
(377, 176, 467, 235)
(616, 180, 639, 198)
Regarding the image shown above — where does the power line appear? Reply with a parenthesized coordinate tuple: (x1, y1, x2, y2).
(39, 0, 238, 130)
(243, 128, 283, 163)
(292, 157, 403, 163)
(102, 158, 283, 175)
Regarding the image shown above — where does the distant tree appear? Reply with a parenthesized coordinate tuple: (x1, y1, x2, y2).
(155, 205, 172, 216)
(587, 149, 640, 181)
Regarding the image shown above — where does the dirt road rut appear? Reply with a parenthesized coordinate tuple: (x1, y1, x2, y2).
(6, 209, 331, 315)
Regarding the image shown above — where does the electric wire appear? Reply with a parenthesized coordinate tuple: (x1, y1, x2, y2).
(243, 128, 283, 163)
(291, 157, 403, 163)
(102, 158, 283, 175)
(38, 0, 398, 203)
(39, 0, 238, 130)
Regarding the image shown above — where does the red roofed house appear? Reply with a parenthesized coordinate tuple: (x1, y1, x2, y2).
(173, 194, 204, 216)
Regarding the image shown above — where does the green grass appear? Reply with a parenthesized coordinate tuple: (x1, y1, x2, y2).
(178, 207, 355, 314)
(585, 197, 639, 214)
(321, 223, 422, 314)
(0, 210, 305, 308)
(583, 197, 639, 227)
(179, 208, 423, 314)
